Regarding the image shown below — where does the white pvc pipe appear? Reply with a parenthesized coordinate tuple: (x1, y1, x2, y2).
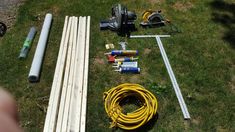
(28, 13, 52, 82)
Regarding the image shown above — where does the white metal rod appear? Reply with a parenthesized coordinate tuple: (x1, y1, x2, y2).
(130, 35, 170, 38)
(130, 35, 190, 119)
(155, 36, 190, 119)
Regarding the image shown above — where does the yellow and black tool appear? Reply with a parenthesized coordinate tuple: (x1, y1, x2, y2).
(140, 10, 170, 27)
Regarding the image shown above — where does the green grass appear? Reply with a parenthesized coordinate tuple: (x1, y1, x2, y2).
(0, 0, 234, 131)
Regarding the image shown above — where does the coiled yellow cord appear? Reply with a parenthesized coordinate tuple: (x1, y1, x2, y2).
(103, 83, 158, 130)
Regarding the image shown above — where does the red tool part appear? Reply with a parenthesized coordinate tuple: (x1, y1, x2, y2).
(107, 55, 115, 63)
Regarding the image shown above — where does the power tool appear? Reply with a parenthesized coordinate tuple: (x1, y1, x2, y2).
(100, 4, 137, 36)
(140, 10, 170, 27)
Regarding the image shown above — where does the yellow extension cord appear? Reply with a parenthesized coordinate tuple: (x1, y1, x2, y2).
(103, 83, 158, 130)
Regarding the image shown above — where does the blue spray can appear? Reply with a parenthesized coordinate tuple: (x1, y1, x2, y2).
(115, 67, 140, 73)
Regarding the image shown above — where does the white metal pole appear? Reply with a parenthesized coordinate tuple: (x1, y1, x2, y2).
(130, 35, 191, 119)
(130, 35, 170, 38)
(155, 36, 190, 119)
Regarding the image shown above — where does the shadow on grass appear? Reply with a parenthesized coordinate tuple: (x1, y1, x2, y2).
(111, 114, 159, 132)
(129, 114, 159, 132)
(210, 0, 235, 49)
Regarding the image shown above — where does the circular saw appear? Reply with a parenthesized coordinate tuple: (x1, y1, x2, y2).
(100, 4, 137, 36)
(140, 10, 170, 27)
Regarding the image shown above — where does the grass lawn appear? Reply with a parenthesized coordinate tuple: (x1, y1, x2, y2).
(0, 0, 234, 131)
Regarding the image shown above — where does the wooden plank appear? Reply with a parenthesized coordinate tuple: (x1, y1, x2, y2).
(43, 16, 69, 132)
(44, 15, 91, 132)
(49, 17, 72, 131)
(67, 17, 82, 131)
(61, 16, 78, 132)
(55, 16, 74, 131)
(80, 16, 91, 132)
(67, 16, 82, 131)
(74, 16, 87, 132)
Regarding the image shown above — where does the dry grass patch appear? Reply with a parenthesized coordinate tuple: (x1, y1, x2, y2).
(173, 1, 194, 12)
(143, 48, 152, 55)
(94, 57, 105, 65)
(129, 75, 141, 83)
(51, 5, 61, 16)
(148, 0, 165, 4)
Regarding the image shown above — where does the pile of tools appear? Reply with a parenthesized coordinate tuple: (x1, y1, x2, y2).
(100, 4, 170, 36)
(105, 42, 140, 74)
(100, 4, 190, 131)
(43, 16, 91, 132)
(10, 2, 188, 131)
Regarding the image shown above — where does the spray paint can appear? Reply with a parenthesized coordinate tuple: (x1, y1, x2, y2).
(115, 67, 140, 73)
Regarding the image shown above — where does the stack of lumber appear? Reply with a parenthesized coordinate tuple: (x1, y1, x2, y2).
(43, 16, 91, 132)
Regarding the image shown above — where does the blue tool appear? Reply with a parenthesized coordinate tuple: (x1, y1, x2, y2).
(115, 67, 140, 73)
